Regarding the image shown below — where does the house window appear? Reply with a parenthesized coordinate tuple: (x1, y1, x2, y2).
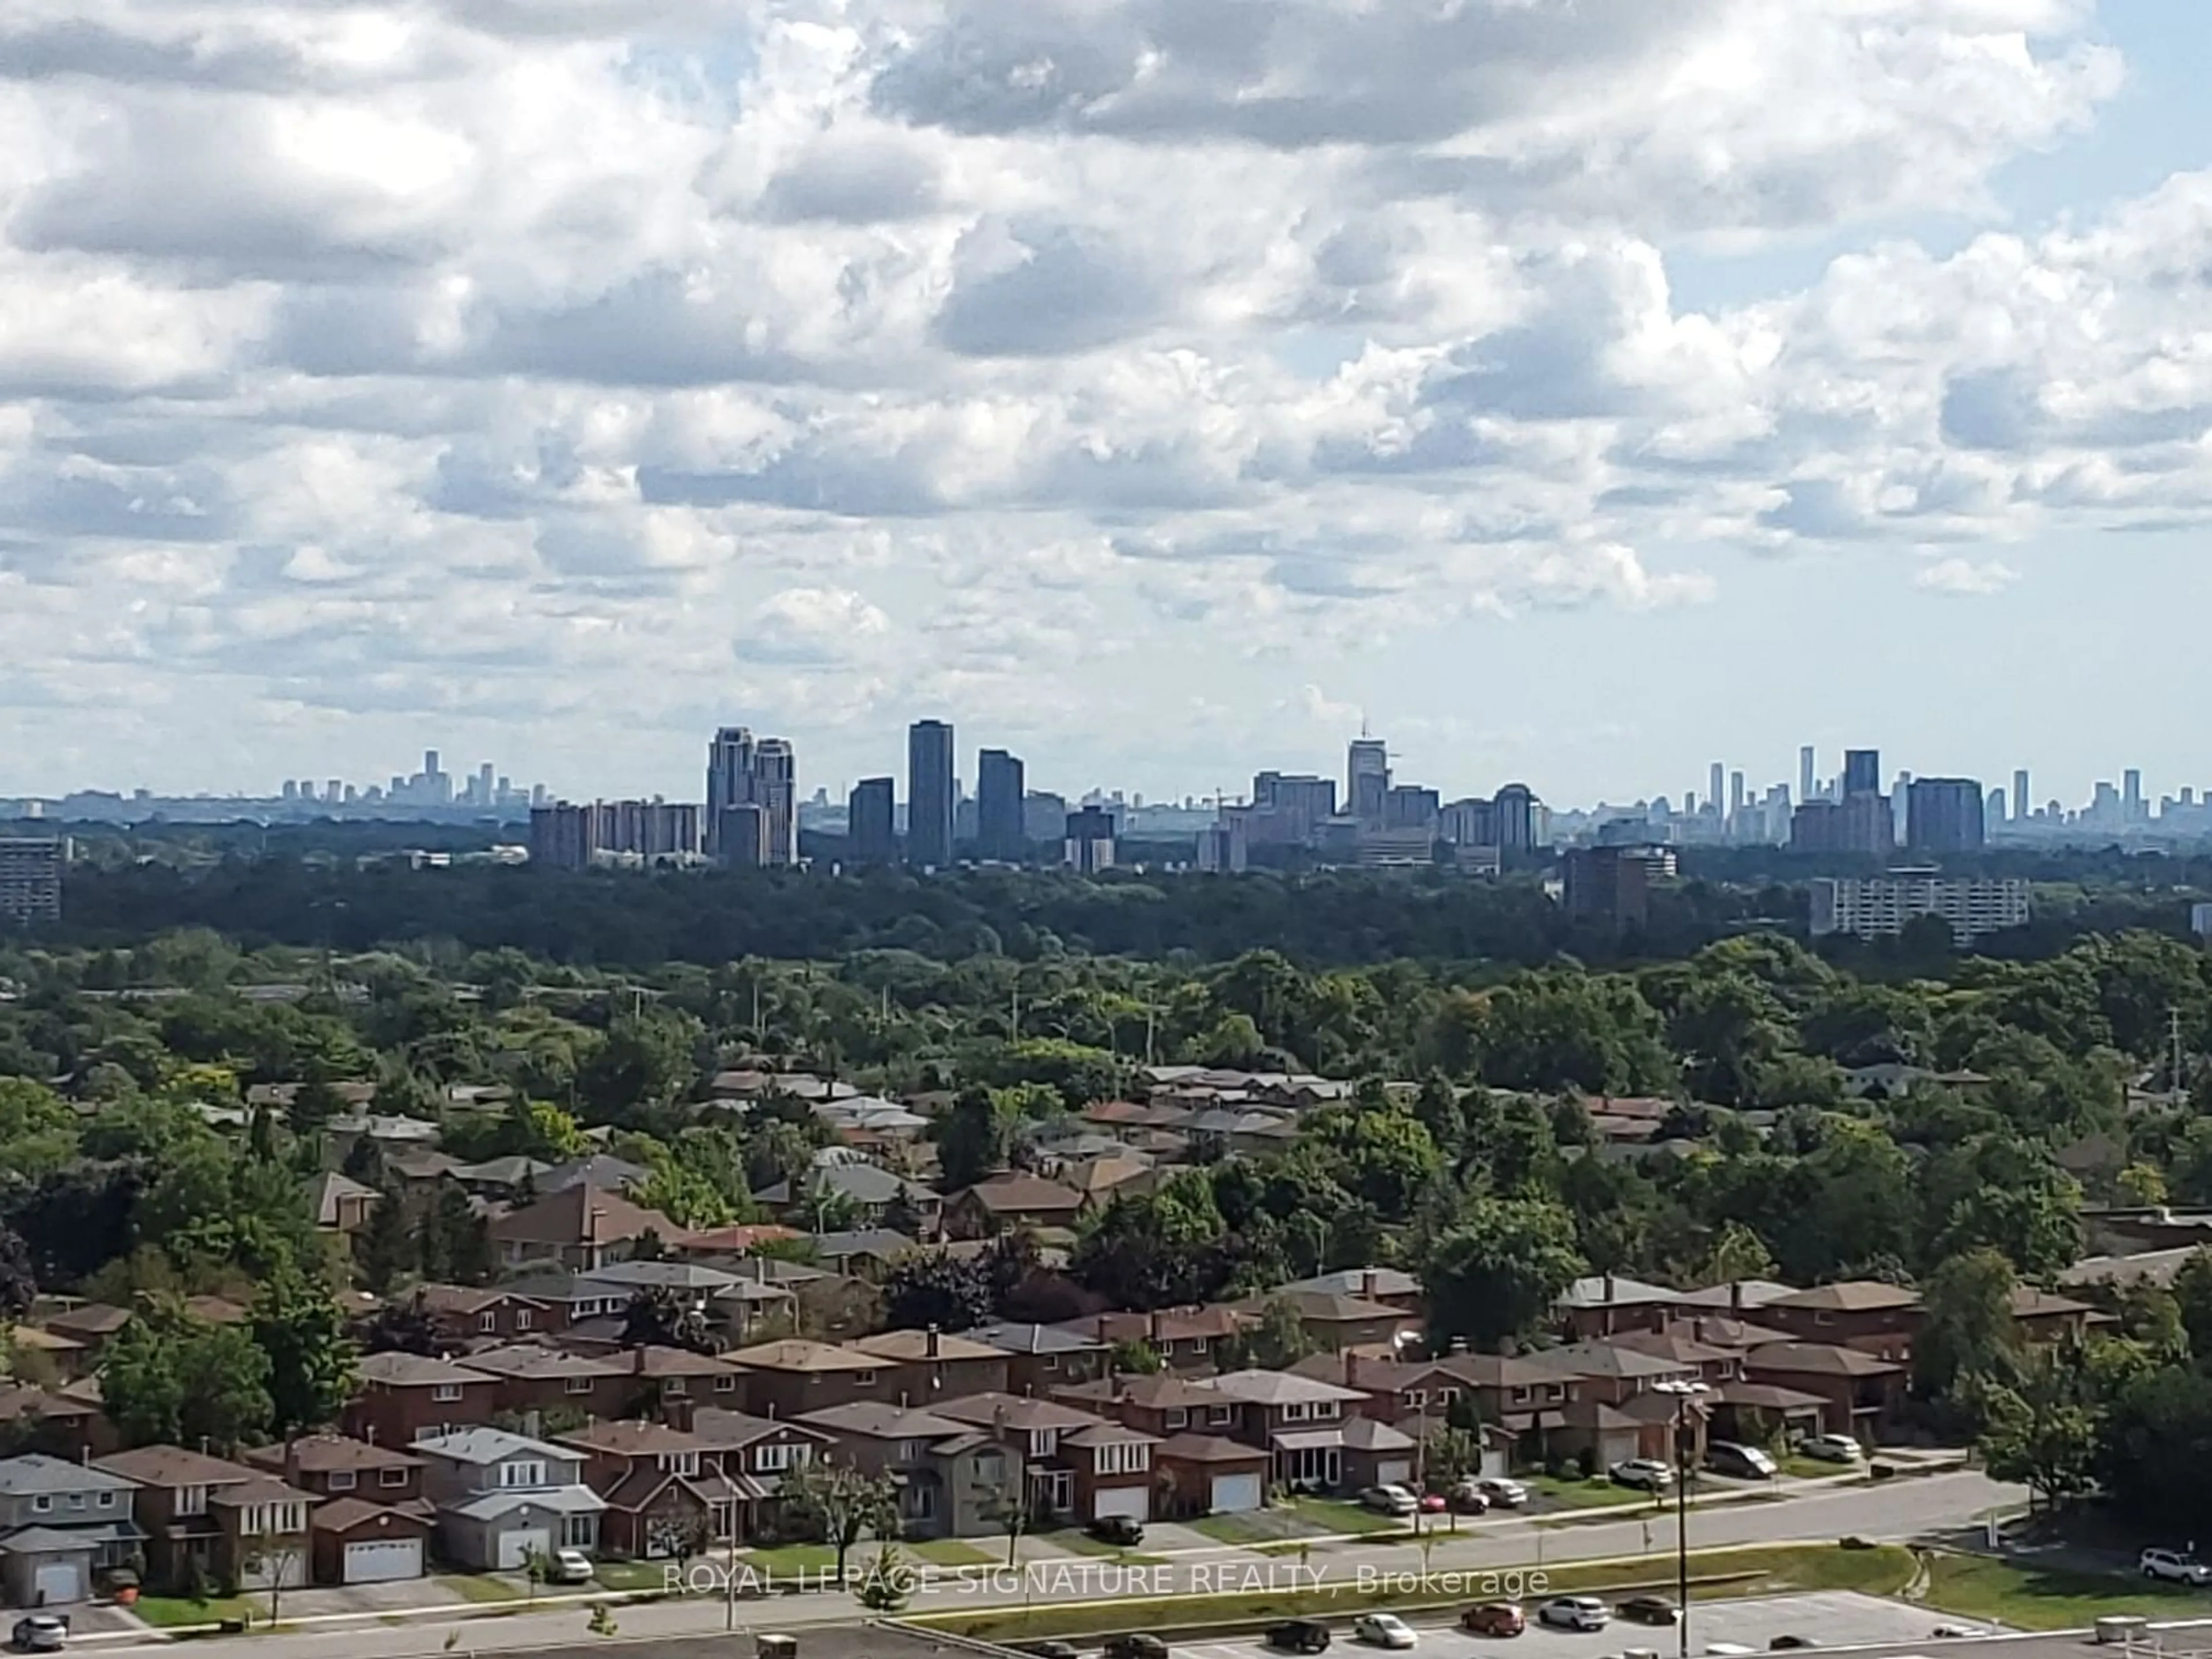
(1043, 1355, 1060, 1372)
(1315, 1401, 1339, 1419)
(433, 1384, 464, 1403)
(856, 1370, 876, 1387)
(30, 1495, 50, 1514)
(328, 1471, 358, 1493)
(96, 1493, 114, 1510)
(898, 1441, 925, 1463)
(659, 1453, 701, 1478)
(566, 1377, 594, 1395)
(1028, 1430, 1056, 1457)
(500, 1461, 546, 1488)
(1406, 1391, 1427, 1408)
(665, 1377, 689, 1397)
(1165, 1410, 1188, 1430)
(1281, 1402, 1309, 1422)
(479, 1311, 497, 1333)
(380, 1468, 411, 1489)
(516, 1310, 533, 1331)
(974, 1453, 1005, 1483)
(560, 1517, 594, 1548)
(1188, 1339, 1209, 1355)
(176, 1486, 209, 1518)
(1510, 1386, 1531, 1403)
(714, 1374, 737, 1392)
(906, 1484, 938, 1521)
(1207, 1407, 1233, 1427)
(66, 1493, 85, 1511)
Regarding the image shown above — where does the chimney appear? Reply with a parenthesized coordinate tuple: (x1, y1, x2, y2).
(665, 1396, 694, 1433)
(927, 1325, 941, 1361)
(1730, 1281, 1743, 1317)
(1362, 1270, 1377, 1300)
(1449, 1336, 1469, 1357)
(1603, 1273, 1617, 1306)
(1342, 1351, 1357, 1389)
(1147, 1310, 1161, 1346)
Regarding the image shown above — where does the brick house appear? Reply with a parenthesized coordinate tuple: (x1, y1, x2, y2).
(966, 1322, 1113, 1395)
(93, 1446, 302, 1594)
(343, 1353, 501, 1447)
(942, 1175, 1086, 1240)
(1274, 1268, 1426, 1319)
(556, 1421, 750, 1558)
(243, 1435, 427, 1510)
(1050, 1373, 1241, 1441)
(1240, 1290, 1418, 1354)
(1741, 1343, 1908, 1443)
(720, 1340, 896, 1420)
(935, 1393, 1156, 1525)
(435, 1345, 634, 1428)
(1153, 1434, 1272, 1519)
(853, 1330, 1012, 1403)
(1555, 1275, 1685, 1340)
(410, 1285, 563, 1346)
(0, 1384, 110, 1460)
(1055, 1306, 1252, 1372)
(1757, 1283, 1924, 1363)
(308, 1499, 434, 1586)
(489, 1187, 689, 1273)
(690, 1409, 832, 1540)
(791, 1403, 1022, 1541)
(1203, 1370, 1369, 1492)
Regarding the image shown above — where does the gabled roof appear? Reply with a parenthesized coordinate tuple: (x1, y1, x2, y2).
(1765, 1281, 1921, 1314)
(1743, 1342, 1904, 1378)
(207, 1474, 318, 1511)
(540, 1155, 652, 1195)
(1243, 1289, 1411, 1324)
(1206, 1369, 1366, 1407)
(950, 1174, 1085, 1214)
(413, 1427, 581, 1465)
(1609, 1328, 1741, 1365)
(1521, 1341, 1696, 1381)
(488, 1185, 683, 1251)
(556, 1421, 713, 1457)
(1276, 1267, 1423, 1301)
(313, 1498, 434, 1535)
(95, 1445, 255, 1489)
(1340, 1415, 1416, 1452)
(243, 1435, 422, 1475)
(934, 1393, 1101, 1433)
(0, 1385, 95, 1426)
(358, 1351, 494, 1389)
(460, 1344, 629, 1381)
(1673, 1279, 1799, 1311)
(579, 1260, 740, 1293)
(966, 1321, 1109, 1357)
(722, 1339, 882, 1375)
(449, 1156, 554, 1187)
(691, 1408, 831, 1451)
(0, 1453, 138, 1495)
(1557, 1275, 1683, 1310)
(1154, 1433, 1268, 1464)
(810, 1229, 917, 1261)
(44, 1304, 131, 1339)
(853, 1330, 1008, 1364)
(628, 1344, 740, 1379)
(793, 1402, 968, 1441)
(1052, 1373, 1225, 1412)
(309, 1171, 380, 1226)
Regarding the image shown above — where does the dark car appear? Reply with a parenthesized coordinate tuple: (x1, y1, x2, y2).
(1616, 1596, 1680, 1626)
(1461, 1604, 1526, 1638)
(1268, 1621, 1333, 1653)
(1088, 1514, 1146, 1547)
(1770, 1637, 1818, 1650)
(1105, 1636, 1169, 1659)
(1022, 1645, 1083, 1659)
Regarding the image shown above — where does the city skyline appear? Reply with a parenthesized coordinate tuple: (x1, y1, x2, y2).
(2, 9, 2212, 803)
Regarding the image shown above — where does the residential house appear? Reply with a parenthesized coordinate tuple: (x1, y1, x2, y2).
(622, 1346, 745, 1416)
(1758, 1283, 1924, 1362)
(688, 1409, 831, 1540)
(671, 1223, 805, 1260)
(1153, 1434, 1272, 1519)
(557, 1421, 751, 1558)
(1672, 1280, 1800, 1317)
(309, 1498, 435, 1586)
(1274, 1268, 1426, 1318)
(1421, 1354, 1581, 1468)
(1, 1328, 86, 1383)
(719, 1340, 896, 1421)
(942, 1175, 1086, 1241)
(709, 1257, 875, 1342)
(409, 1284, 562, 1347)
(457, 1344, 636, 1427)
(1608, 1328, 1749, 1386)
(448, 1157, 554, 1200)
(540, 1155, 653, 1196)
(488, 1187, 688, 1272)
(934, 1394, 1154, 1525)
(791, 1403, 1020, 1541)
(1203, 1370, 1369, 1493)
(1241, 1290, 1418, 1354)
(1740, 1344, 1908, 1443)
(807, 1230, 916, 1281)
(2009, 1287, 2112, 1344)
(1521, 1342, 1700, 1407)
(413, 1429, 606, 1570)
(1052, 1373, 1240, 1439)
(182, 1297, 250, 1327)
(1555, 1275, 1684, 1340)
(40, 1305, 131, 1360)
(1056, 1306, 1252, 1373)
(2060, 1247, 2201, 1293)
(92, 1445, 258, 1594)
(310, 1171, 380, 1235)
(0, 1385, 108, 1460)
(1706, 1380, 1830, 1452)
(343, 1353, 501, 1448)
(243, 1435, 427, 1510)
(853, 1330, 1011, 1404)
(0, 1453, 141, 1608)
(1059, 1157, 1157, 1212)
(755, 1162, 938, 1232)
(966, 1322, 1112, 1395)
(206, 1474, 319, 1590)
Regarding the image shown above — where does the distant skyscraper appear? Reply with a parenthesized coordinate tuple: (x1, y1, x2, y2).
(1843, 749, 1881, 798)
(1564, 846, 1650, 936)
(1493, 783, 1536, 851)
(754, 738, 797, 865)
(1906, 778, 1987, 854)
(1349, 737, 1391, 828)
(2125, 768, 2146, 822)
(976, 749, 1027, 862)
(1065, 806, 1118, 874)
(0, 838, 65, 925)
(2013, 770, 2032, 825)
(1800, 747, 1817, 808)
(848, 778, 896, 865)
(907, 720, 956, 869)
(705, 726, 796, 865)
(706, 727, 756, 857)
(1709, 763, 1726, 818)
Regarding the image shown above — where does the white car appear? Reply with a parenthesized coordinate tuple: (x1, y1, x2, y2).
(1537, 1597, 1609, 1633)
(1354, 1615, 1417, 1650)
(1797, 1434, 1863, 1464)
(1359, 1484, 1421, 1517)
(2141, 1549, 2212, 1585)
(10, 1617, 66, 1655)
(1609, 1458, 1673, 1491)
(548, 1547, 595, 1585)
(1475, 1476, 1529, 1508)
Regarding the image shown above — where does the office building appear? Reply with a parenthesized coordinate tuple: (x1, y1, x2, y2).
(531, 802, 699, 870)
(1493, 783, 1537, 851)
(1842, 749, 1881, 798)
(706, 726, 756, 854)
(1382, 785, 1441, 832)
(0, 838, 65, 925)
(1709, 763, 1726, 819)
(1905, 778, 1987, 854)
(1810, 875, 2030, 946)
(1799, 747, 1817, 808)
(706, 726, 797, 865)
(1986, 788, 2009, 831)
(1790, 794, 1894, 858)
(1196, 821, 1249, 874)
(977, 749, 1027, 862)
(1357, 829, 1437, 868)
(848, 778, 897, 865)
(907, 720, 956, 869)
(2013, 770, 2032, 825)
(754, 738, 797, 865)
(1563, 845, 1650, 935)
(1348, 737, 1391, 828)
(1440, 797, 1498, 848)
(714, 804, 770, 868)
(1022, 791, 1070, 843)
(1065, 806, 1116, 874)
(2125, 769, 2146, 823)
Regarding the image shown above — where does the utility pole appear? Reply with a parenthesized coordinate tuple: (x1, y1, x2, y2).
(2172, 1007, 2189, 1104)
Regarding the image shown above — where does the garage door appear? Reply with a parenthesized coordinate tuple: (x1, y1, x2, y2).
(1093, 1486, 1149, 1522)
(1209, 1473, 1263, 1514)
(1373, 1460, 1413, 1489)
(33, 1561, 81, 1605)
(498, 1529, 552, 1571)
(344, 1539, 425, 1584)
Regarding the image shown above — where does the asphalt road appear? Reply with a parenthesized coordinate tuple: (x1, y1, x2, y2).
(76, 1472, 2025, 1659)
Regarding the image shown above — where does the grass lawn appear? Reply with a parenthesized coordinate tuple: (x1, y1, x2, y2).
(741, 1543, 842, 1575)
(1781, 1456, 1861, 1482)
(590, 1561, 675, 1592)
(131, 1595, 254, 1630)
(440, 1574, 525, 1604)
(912, 1540, 1000, 1567)
(1287, 1499, 1411, 1539)
(908, 1542, 1914, 1643)
(1533, 1474, 1657, 1512)
(1922, 1552, 2212, 1630)
(1190, 1510, 1327, 1547)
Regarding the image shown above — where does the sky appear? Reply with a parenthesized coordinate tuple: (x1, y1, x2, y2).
(1, 0, 2209, 810)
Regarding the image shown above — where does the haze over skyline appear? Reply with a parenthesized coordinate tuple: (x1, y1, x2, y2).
(1, 2, 2208, 802)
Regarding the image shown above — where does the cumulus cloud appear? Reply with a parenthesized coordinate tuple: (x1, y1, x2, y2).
(0, 0, 2191, 789)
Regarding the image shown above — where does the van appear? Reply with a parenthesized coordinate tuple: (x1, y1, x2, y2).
(1705, 1441, 1777, 1480)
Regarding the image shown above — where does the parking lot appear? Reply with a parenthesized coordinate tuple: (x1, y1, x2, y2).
(1167, 1591, 1997, 1659)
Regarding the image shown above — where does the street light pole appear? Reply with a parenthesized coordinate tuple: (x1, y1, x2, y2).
(1653, 1380, 1711, 1659)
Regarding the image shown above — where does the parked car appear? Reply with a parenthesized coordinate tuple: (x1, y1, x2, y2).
(1419, 1494, 1448, 1514)
(1105, 1638, 1170, 1659)
(1267, 1622, 1332, 1654)
(1446, 1480, 1491, 1515)
(1359, 1484, 1421, 1517)
(1020, 1645, 1081, 1659)
(1353, 1615, 1417, 1650)
(2141, 1549, 2212, 1585)
(1930, 1627, 1985, 1640)
(1609, 1458, 1673, 1491)
(10, 1618, 65, 1656)
(1536, 1597, 1609, 1632)
(1616, 1596, 1679, 1626)
(1705, 1442, 1778, 1480)
(1088, 1514, 1146, 1547)
(1796, 1433, 1862, 1464)
(1475, 1477, 1529, 1509)
(1461, 1604, 1525, 1638)
(548, 1548, 594, 1585)
(1770, 1637, 1818, 1649)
